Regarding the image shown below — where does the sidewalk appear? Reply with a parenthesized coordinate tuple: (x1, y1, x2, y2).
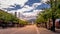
(38, 27, 60, 34)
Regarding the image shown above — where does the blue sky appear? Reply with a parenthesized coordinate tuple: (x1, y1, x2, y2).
(1, 0, 50, 11)
(3, 4, 22, 11)
(25, 0, 41, 6)
(0, 0, 50, 20)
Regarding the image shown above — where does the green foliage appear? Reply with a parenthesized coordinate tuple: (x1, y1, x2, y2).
(35, 16, 44, 23)
(0, 10, 19, 23)
(36, 0, 60, 24)
(36, 9, 52, 23)
(0, 10, 28, 26)
(19, 20, 28, 25)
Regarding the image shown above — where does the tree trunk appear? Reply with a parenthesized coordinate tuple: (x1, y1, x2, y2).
(51, 16, 55, 32)
(45, 22, 47, 28)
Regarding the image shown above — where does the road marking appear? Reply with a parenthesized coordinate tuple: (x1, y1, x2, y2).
(35, 25, 40, 34)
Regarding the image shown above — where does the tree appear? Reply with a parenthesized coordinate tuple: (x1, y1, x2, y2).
(36, 0, 60, 32)
(0, 10, 20, 27)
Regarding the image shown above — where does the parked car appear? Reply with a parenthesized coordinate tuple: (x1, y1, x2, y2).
(55, 19, 60, 29)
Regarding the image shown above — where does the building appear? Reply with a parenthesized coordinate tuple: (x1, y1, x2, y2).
(18, 12, 20, 18)
(15, 12, 17, 17)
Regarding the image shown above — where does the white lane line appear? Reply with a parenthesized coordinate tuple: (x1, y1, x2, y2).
(35, 25, 40, 34)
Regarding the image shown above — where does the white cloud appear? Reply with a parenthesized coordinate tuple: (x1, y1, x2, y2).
(17, 3, 42, 13)
(0, 0, 46, 20)
(0, 0, 28, 7)
(17, 5, 33, 13)
(21, 3, 43, 17)
(0, 0, 43, 13)
(23, 10, 43, 18)
(32, 3, 42, 8)
(41, 0, 49, 3)
(33, 10, 43, 14)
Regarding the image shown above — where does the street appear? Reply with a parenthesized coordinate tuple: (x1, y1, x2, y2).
(0, 25, 38, 34)
(0, 25, 60, 34)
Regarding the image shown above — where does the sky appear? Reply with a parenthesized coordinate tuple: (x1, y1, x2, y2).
(0, 0, 50, 20)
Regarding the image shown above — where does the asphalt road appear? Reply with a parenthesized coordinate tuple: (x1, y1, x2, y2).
(0, 25, 39, 34)
(0, 25, 59, 34)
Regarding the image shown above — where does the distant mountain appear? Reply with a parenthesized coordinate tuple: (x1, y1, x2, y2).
(27, 19, 36, 23)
